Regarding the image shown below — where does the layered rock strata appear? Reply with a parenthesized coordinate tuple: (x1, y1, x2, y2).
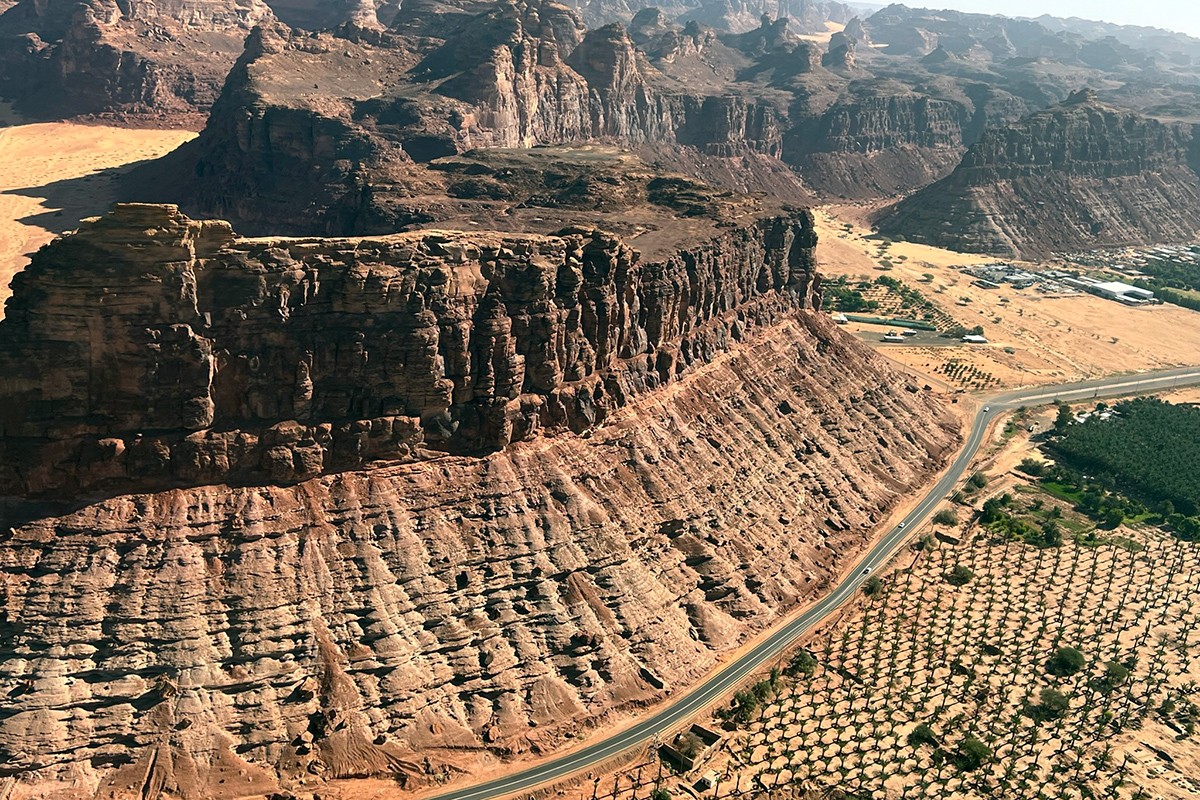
(879, 91, 1200, 258)
(0, 201, 960, 798)
(0, 205, 959, 800)
(0, 203, 820, 501)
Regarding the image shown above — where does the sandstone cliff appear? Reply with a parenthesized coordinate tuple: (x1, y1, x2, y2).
(878, 90, 1200, 258)
(0, 203, 820, 502)
(0, 0, 272, 120)
(145, 3, 1013, 232)
(146, 9, 811, 235)
(0, 204, 960, 799)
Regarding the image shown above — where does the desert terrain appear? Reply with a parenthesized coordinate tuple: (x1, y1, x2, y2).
(814, 206, 1200, 389)
(0, 119, 194, 312)
(6, 1, 1200, 798)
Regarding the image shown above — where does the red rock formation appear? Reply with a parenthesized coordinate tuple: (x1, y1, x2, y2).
(0, 206, 959, 799)
(0, 203, 819, 500)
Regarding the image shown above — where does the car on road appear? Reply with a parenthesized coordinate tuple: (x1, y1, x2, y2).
(983, 406, 990, 412)
(862, 567, 871, 574)
(898, 522, 906, 528)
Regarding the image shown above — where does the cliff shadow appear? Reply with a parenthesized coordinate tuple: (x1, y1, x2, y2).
(2, 158, 171, 240)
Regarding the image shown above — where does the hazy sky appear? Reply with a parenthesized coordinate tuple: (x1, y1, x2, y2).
(915, 1, 1200, 38)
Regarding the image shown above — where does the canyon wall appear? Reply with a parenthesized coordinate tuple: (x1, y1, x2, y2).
(0, 0, 271, 119)
(879, 91, 1200, 258)
(0, 204, 961, 800)
(0, 203, 819, 501)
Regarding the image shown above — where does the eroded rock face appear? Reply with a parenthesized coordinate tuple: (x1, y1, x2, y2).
(0, 203, 820, 501)
(879, 91, 1200, 257)
(787, 84, 974, 197)
(0, 0, 272, 119)
(0, 215, 959, 798)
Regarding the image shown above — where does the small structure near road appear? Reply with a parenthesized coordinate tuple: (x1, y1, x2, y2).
(962, 334, 989, 344)
(694, 769, 723, 792)
(659, 723, 724, 772)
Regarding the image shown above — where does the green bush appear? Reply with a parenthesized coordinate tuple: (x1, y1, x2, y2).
(933, 509, 958, 526)
(1031, 687, 1070, 721)
(907, 722, 939, 748)
(1018, 458, 1045, 476)
(945, 565, 975, 586)
(1046, 646, 1086, 677)
(955, 736, 992, 771)
(787, 649, 817, 677)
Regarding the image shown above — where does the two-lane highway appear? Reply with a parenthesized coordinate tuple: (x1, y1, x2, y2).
(427, 366, 1200, 800)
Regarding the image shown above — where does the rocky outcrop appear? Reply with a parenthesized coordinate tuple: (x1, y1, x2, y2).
(0, 203, 819, 501)
(785, 83, 974, 198)
(264, 0, 399, 30)
(683, 0, 854, 35)
(0, 202, 961, 799)
(0, 0, 273, 120)
(879, 91, 1200, 258)
(145, 8, 803, 235)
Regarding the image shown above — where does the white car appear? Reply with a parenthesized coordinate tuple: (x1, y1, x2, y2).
(983, 406, 991, 413)
(898, 522, 907, 528)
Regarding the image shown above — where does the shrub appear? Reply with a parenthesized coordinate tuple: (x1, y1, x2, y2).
(1047, 646, 1086, 677)
(651, 789, 672, 800)
(863, 575, 884, 596)
(1018, 458, 1045, 476)
(969, 471, 988, 489)
(1102, 660, 1130, 690)
(787, 649, 817, 677)
(955, 736, 992, 771)
(908, 723, 939, 748)
(1031, 687, 1070, 721)
(933, 509, 958, 526)
(945, 565, 975, 586)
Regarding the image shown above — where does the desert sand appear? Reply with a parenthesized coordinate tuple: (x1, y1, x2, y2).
(0, 120, 194, 315)
(815, 205, 1200, 387)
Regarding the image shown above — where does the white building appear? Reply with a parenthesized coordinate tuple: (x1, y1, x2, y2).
(1090, 281, 1155, 305)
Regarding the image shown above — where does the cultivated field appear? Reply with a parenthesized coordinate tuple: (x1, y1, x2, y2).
(575, 417, 1200, 800)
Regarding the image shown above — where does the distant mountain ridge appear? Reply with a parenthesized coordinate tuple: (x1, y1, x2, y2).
(878, 90, 1200, 258)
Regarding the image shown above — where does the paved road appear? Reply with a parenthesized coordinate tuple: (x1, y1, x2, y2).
(427, 366, 1200, 800)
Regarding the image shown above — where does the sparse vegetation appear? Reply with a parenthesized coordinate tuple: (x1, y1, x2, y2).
(933, 509, 959, 526)
(601, 524, 1200, 800)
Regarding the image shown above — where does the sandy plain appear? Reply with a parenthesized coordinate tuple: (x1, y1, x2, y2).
(815, 205, 1200, 388)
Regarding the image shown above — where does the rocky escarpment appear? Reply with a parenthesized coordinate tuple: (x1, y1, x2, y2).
(879, 90, 1200, 258)
(147, 8, 810, 235)
(785, 81, 975, 198)
(0, 203, 819, 502)
(0, 203, 961, 800)
(265, 0, 399, 30)
(146, 2, 1019, 232)
(0, 0, 272, 120)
